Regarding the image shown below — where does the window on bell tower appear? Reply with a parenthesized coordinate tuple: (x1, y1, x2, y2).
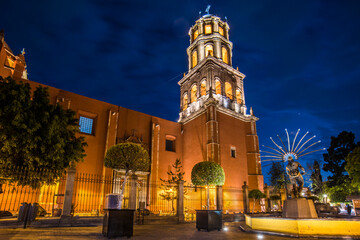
(191, 85, 197, 103)
(200, 80, 206, 96)
(222, 47, 229, 64)
(192, 51, 198, 68)
(205, 44, 214, 57)
(225, 82, 233, 99)
(183, 94, 188, 110)
(193, 29, 199, 41)
(204, 24, 212, 34)
(215, 80, 221, 95)
(219, 26, 224, 36)
(236, 89, 242, 104)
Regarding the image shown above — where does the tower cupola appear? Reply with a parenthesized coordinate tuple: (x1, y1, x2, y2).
(187, 14, 232, 70)
(178, 9, 257, 124)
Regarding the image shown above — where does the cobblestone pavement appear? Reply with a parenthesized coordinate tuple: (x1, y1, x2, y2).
(0, 222, 344, 240)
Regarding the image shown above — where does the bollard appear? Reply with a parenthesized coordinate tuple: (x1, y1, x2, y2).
(23, 203, 32, 229)
(18, 202, 29, 222)
(29, 203, 39, 222)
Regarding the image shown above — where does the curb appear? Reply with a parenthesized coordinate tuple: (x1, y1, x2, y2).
(239, 222, 360, 239)
(0, 216, 103, 229)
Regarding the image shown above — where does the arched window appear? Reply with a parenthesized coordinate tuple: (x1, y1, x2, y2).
(192, 51, 198, 68)
(222, 47, 229, 64)
(204, 24, 212, 34)
(193, 29, 199, 41)
(236, 89, 242, 104)
(219, 26, 224, 36)
(215, 80, 221, 95)
(225, 82, 233, 99)
(183, 94, 188, 110)
(205, 45, 213, 57)
(200, 80, 206, 96)
(191, 85, 197, 103)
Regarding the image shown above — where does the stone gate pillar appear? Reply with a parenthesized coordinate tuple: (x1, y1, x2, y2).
(264, 184, 270, 212)
(242, 181, 249, 214)
(216, 186, 223, 211)
(61, 167, 76, 217)
(177, 180, 184, 222)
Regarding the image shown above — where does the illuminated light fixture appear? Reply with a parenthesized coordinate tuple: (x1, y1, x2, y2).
(223, 227, 228, 231)
(257, 234, 264, 239)
(261, 129, 325, 163)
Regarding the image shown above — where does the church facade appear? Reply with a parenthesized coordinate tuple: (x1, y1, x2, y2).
(0, 14, 263, 213)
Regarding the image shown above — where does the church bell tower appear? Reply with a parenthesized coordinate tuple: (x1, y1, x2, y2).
(179, 12, 263, 190)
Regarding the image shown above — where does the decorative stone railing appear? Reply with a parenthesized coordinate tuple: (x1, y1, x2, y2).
(179, 94, 248, 122)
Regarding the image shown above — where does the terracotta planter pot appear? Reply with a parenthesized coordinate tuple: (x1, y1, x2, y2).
(196, 210, 222, 231)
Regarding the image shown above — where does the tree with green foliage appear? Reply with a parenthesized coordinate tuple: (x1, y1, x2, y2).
(268, 162, 286, 193)
(323, 131, 359, 187)
(310, 160, 323, 196)
(268, 161, 290, 201)
(345, 146, 360, 191)
(104, 142, 150, 209)
(323, 131, 360, 201)
(323, 181, 356, 203)
(159, 158, 185, 213)
(0, 77, 87, 189)
(248, 189, 266, 213)
(191, 161, 225, 210)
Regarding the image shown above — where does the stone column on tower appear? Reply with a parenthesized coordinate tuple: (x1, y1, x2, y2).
(205, 98, 220, 163)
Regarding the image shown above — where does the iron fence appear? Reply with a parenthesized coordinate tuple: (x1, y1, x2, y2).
(72, 173, 111, 215)
(1, 168, 255, 217)
(148, 183, 177, 215)
(0, 167, 66, 215)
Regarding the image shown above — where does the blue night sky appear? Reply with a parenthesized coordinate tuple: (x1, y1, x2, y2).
(2, 0, 360, 184)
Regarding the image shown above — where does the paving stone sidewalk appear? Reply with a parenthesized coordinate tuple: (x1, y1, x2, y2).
(0, 222, 333, 240)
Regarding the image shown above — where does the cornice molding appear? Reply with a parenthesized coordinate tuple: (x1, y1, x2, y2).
(178, 57, 246, 85)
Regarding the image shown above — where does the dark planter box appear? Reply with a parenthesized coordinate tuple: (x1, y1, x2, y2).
(196, 210, 222, 231)
(102, 209, 135, 238)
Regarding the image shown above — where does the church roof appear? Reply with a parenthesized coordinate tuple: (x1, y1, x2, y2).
(3, 41, 14, 55)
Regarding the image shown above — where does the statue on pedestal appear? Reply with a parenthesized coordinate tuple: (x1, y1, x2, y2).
(285, 156, 305, 198)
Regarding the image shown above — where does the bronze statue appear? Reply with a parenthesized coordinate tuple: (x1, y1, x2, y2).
(285, 156, 305, 198)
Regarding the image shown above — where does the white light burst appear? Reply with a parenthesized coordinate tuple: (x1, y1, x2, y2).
(260, 129, 326, 162)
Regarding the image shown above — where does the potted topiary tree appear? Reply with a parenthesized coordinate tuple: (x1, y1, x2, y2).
(248, 189, 266, 214)
(191, 161, 225, 231)
(102, 142, 150, 238)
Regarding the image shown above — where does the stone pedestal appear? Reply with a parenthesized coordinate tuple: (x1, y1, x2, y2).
(282, 198, 318, 219)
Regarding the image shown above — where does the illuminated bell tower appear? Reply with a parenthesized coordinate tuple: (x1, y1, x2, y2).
(179, 13, 263, 190)
(179, 14, 248, 121)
